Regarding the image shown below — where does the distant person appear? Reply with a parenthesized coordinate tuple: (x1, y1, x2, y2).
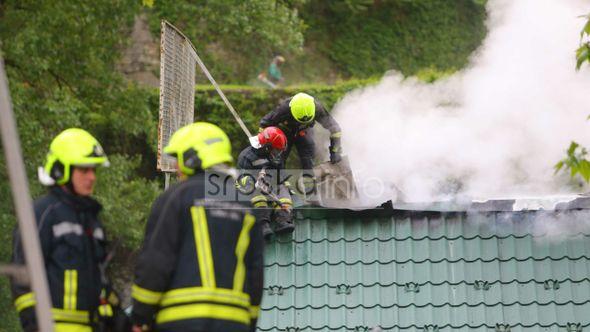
(238, 126, 293, 239)
(11, 128, 122, 332)
(259, 92, 343, 192)
(257, 55, 285, 88)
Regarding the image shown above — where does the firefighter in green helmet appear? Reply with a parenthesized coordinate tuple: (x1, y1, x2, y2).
(10, 128, 121, 332)
(131, 122, 264, 332)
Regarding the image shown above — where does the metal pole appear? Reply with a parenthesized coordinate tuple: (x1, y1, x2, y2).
(193, 49, 253, 138)
(0, 57, 54, 331)
(165, 172, 170, 190)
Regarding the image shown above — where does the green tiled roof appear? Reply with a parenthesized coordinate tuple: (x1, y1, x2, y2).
(258, 202, 590, 331)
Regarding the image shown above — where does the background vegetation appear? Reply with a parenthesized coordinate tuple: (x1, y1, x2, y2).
(0, 0, 486, 330)
(303, 1, 486, 78)
(145, 0, 487, 83)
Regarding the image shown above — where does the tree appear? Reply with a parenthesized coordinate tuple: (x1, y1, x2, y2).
(146, 0, 306, 82)
(0, 2, 158, 329)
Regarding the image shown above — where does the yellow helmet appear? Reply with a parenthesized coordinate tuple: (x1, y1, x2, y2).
(43, 128, 109, 185)
(164, 122, 233, 175)
(289, 93, 316, 124)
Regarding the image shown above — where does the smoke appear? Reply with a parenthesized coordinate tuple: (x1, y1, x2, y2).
(333, 0, 590, 205)
(532, 209, 590, 242)
(464, 208, 590, 243)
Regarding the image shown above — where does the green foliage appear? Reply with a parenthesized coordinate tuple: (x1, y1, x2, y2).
(304, 0, 486, 77)
(576, 13, 590, 70)
(415, 67, 456, 83)
(555, 142, 590, 182)
(0, 158, 20, 331)
(577, 44, 590, 70)
(146, 0, 306, 82)
(0, 278, 20, 332)
(325, 0, 374, 14)
(142, 0, 486, 83)
(94, 155, 161, 250)
(560, 14, 590, 185)
(0, 1, 156, 173)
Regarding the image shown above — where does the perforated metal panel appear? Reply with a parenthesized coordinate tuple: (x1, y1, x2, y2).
(157, 21, 196, 172)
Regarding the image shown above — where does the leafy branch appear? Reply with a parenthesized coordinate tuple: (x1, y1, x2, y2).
(576, 13, 590, 70)
(557, 14, 590, 183)
(555, 142, 590, 182)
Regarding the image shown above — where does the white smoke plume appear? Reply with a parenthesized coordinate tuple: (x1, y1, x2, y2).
(333, 0, 590, 206)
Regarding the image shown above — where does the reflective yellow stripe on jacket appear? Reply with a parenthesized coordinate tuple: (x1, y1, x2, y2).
(191, 206, 216, 288)
(54, 322, 92, 332)
(250, 305, 260, 319)
(63, 270, 78, 310)
(98, 304, 113, 317)
(160, 287, 250, 308)
(156, 286, 252, 324)
(234, 213, 256, 292)
(132, 284, 163, 305)
(156, 303, 250, 325)
(14, 292, 36, 312)
(52, 308, 89, 324)
(251, 195, 268, 207)
(156, 287, 251, 325)
(14, 292, 90, 328)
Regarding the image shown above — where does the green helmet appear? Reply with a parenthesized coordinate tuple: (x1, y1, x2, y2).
(289, 93, 316, 124)
(164, 122, 233, 175)
(43, 128, 109, 185)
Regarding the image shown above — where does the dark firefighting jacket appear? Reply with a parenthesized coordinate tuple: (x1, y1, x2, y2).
(237, 146, 293, 212)
(131, 171, 264, 332)
(259, 97, 342, 143)
(11, 187, 108, 332)
(237, 146, 282, 172)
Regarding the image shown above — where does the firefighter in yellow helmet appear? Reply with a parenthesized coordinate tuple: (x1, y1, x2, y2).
(260, 92, 343, 168)
(10, 128, 121, 332)
(259, 92, 343, 195)
(131, 122, 264, 332)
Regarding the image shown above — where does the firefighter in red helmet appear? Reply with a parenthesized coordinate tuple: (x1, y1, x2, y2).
(237, 127, 293, 239)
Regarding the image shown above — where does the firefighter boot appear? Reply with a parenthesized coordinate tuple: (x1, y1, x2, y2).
(273, 209, 294, 235)
(262, 220, 274, 240)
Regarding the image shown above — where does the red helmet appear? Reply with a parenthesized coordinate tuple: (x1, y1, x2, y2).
(258, 127, 287, 151)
